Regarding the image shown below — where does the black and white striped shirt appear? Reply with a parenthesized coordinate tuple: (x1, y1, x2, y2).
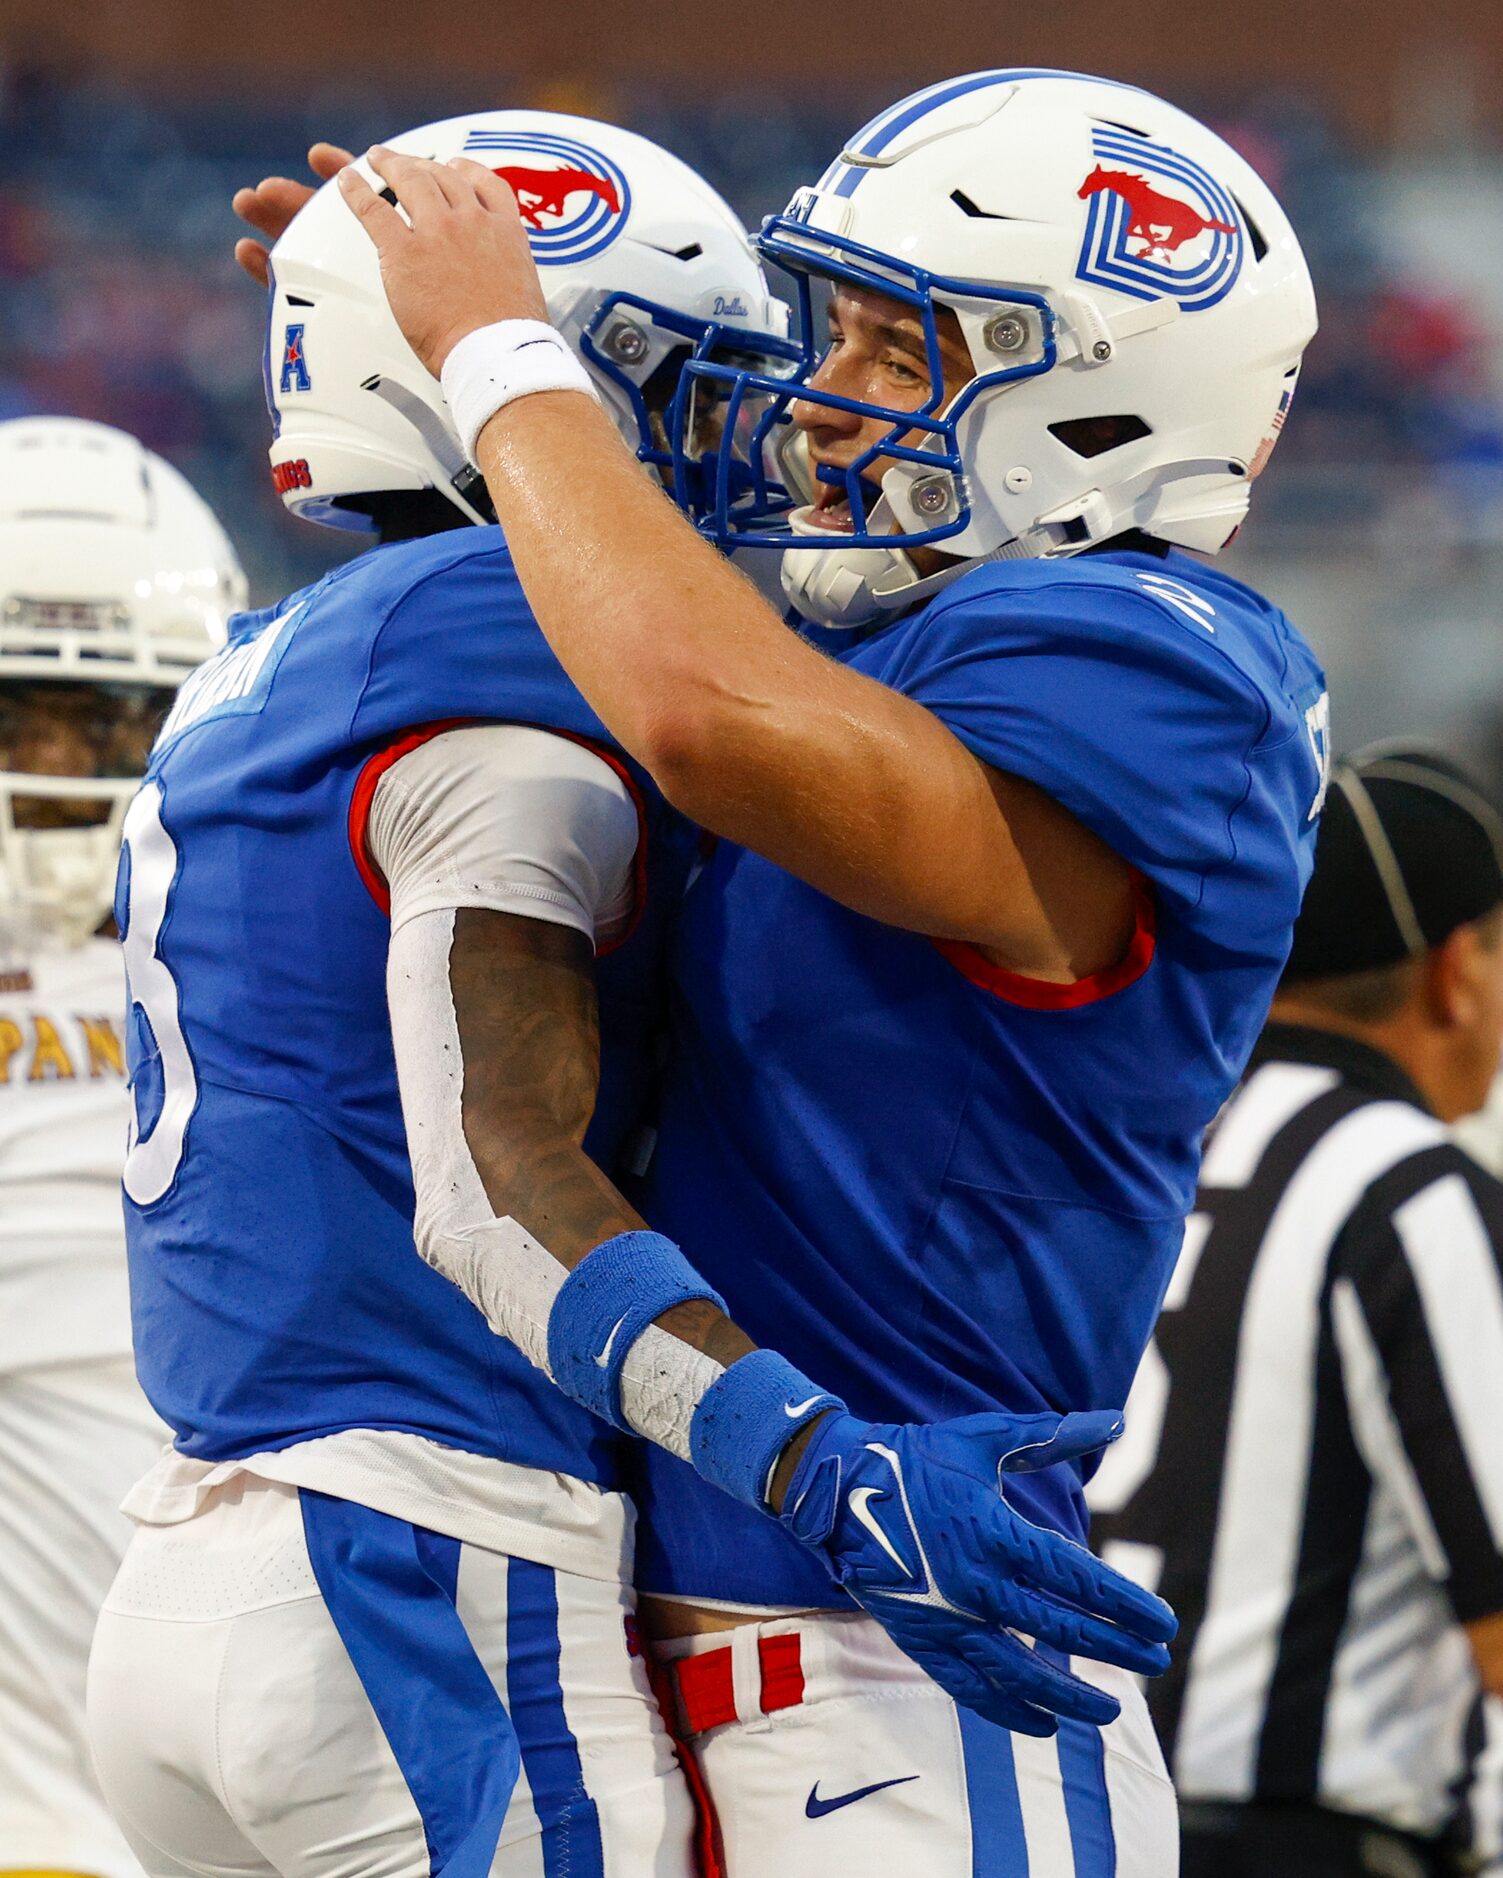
(1089, 1023, 1503, 1841)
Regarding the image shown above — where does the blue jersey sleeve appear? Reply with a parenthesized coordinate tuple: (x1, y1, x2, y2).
(879, 562, 1323, 964)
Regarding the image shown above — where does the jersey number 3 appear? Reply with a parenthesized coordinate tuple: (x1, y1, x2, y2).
(120, 784, 198, 1206)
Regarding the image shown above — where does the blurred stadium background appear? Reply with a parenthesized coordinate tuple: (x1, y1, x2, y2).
(1, 0, 1500, 770)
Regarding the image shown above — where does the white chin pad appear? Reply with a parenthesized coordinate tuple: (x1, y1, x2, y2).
(780, 501, 922, 631)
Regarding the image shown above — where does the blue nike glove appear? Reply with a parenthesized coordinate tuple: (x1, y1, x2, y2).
(778, 1407, 1176, 1737)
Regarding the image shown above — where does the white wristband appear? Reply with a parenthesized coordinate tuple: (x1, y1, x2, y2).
(440, 320, 599, 462)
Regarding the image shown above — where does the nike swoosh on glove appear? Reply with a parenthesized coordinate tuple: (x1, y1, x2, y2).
(778, 1408, 1176, 1737)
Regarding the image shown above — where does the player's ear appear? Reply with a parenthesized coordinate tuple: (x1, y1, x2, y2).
(1426, 923, 1484, 1031)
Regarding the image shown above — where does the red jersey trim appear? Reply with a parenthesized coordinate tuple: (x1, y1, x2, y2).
(348, 717, 478, 916)
(346, 719, 649, 955)
(933, 869, 1157, 1010)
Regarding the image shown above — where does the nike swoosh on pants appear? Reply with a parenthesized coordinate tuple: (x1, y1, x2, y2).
(806, 1775, 920, 1819)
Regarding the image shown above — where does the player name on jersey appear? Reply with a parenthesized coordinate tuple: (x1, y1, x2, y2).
(155, 599, 307, 746)
(0, 1007, 124, 1084)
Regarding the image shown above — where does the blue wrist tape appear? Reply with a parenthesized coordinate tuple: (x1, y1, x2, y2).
(689, 1348, 844, 1512)
(547, 1231, 725, 1430)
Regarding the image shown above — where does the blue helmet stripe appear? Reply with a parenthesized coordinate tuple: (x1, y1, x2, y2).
(1091, 131, 1241, 227)
(830, 68, 1154, 198)
(1078, 124, 1244, 311)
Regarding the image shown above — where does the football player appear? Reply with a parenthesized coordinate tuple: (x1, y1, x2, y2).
(344, 68, 1329, 1875)
(87, 110, 1170, 1878)
(0, 418, 240, 1878)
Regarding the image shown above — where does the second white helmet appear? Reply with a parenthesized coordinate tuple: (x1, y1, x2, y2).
(266, 109, 792, 531)
(0, 417, 243, 945)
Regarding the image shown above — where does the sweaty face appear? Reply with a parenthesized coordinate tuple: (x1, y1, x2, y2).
(0, 682, 172, 829)
(792, 285, 976, 544)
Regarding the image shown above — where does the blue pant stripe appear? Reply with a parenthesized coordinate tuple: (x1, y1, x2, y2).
(958, 1706, 1029, 1877)
(300, 1492, 520, 1878)
(505, 1556, 605, 1878)
(1056, 1717, 1117, 1878)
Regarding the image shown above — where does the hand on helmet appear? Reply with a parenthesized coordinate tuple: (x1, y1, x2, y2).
(779, 1407, 1176, 1736)
(339, 147, 550, 377)
(232, 144, 353, 288)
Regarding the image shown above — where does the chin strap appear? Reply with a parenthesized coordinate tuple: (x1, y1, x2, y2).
(779, 444, 1249, 632)
(779, 505, 1048, 633)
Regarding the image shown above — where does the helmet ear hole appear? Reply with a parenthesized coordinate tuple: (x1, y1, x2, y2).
(1048, 416, 1152, 459)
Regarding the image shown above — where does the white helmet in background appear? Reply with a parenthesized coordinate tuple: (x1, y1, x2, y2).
(674, 69, 1317, 629)
(265, 109, 792, 531)
(0, 417, 245, 945)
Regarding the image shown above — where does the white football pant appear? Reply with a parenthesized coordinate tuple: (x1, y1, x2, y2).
(87, 1475, 693, 1878)
(0, 1358, 165, 1878)
(651, 1610, 1178, 1877)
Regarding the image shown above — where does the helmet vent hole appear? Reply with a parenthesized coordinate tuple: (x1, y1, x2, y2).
(1092, 117, 1149, 138)
(642, 241, 704, 261)
(1233, 197, 1268, 263)
(951, 189, 1011, 221)
(1048, 416, 1152, 459)
(286, 294, 315, 308)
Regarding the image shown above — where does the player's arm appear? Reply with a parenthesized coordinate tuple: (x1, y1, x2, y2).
(340, 152, 1133, 984)
(377, 725, 1173, 1731)
(402, 899, 754, 1381)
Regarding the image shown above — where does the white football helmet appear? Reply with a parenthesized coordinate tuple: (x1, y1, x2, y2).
(265, 110, 793, 531)
(673, 70, 1317, 629)
(0, 417, 244, 945)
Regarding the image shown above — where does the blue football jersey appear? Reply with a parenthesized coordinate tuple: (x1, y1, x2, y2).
(630, 548, 1328, 1607)
(119, 528, 691, 1487)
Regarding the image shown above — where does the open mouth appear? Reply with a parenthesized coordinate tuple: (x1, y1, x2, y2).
(805, 483, 854, 533)
(803, 468, 882, 535)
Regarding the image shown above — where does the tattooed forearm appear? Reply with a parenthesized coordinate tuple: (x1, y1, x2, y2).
(450, 906, 641, 1261)
(449, 909, 760, 1368)
(655, 1296, 755, 1370)
(447, 908, 754, 1367)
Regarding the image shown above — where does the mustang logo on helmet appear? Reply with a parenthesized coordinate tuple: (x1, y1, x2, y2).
(461, 128, 631, 265)
(490, 164, 621, 229)
(1075, 128, 1244, 311)
(1078, 168, 1237, 258)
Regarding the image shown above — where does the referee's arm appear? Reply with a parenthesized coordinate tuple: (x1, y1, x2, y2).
(1335, 1148, 1503, 1693)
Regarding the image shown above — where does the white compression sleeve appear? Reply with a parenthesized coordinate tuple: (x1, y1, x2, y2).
(617, 1325, 725, 1459)
(388, 905, 568, 1376)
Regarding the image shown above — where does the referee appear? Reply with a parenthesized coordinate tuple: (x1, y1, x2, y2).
(1090, 744, 1503, 1878)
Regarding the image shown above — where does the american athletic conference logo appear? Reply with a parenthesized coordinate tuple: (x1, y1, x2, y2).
(461, 128, 630, 266)
(1075, 128, 1244, 313)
